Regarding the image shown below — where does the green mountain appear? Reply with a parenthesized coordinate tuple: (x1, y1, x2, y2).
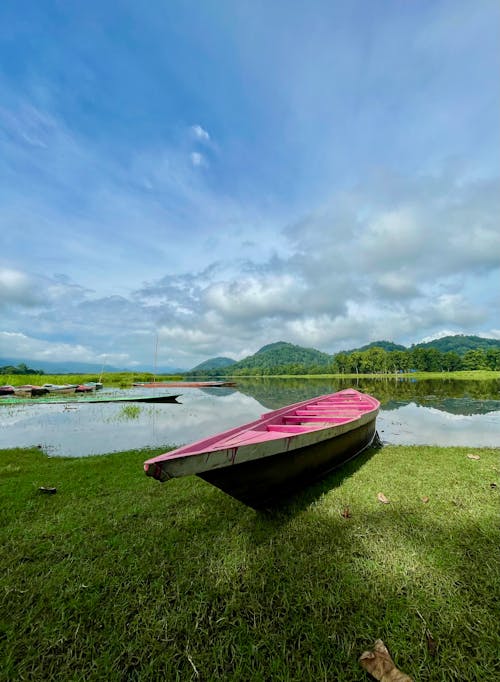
(339, 336, 500, 357)
(230, 341, 332, 370)
(190, 356, 236, 371)
(412, 335, 500, 356)
(188, 334, 500, 376)
(343, 340, 406, 354)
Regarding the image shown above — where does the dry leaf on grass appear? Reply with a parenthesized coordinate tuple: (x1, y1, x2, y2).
(359, 639, 413, 681)
(421, 496, 430, 503)
(377, 492, 390, 504)
(341, 506, 352, 519)
(467, 453, 480, 460)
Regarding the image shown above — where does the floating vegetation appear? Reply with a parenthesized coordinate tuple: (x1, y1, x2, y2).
(116, 405, 141, 421)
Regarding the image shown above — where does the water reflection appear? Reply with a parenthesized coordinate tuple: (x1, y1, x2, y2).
(236, 376, 500, 414)
(0, 378, 498, 456)
(377, 403, 500, 446)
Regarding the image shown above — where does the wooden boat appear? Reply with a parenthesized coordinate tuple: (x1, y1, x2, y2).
(13, 384, 50, 397)
(42, 383, 78, 394)
(2, 382, 102, 399)
(75, 384, 96, 393)
(133, 381, 236, 388)
(84, 381, 103, 390)
(144, 388, 380, 509)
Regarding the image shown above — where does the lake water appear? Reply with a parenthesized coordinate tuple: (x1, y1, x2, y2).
(0, 377, 499, 457)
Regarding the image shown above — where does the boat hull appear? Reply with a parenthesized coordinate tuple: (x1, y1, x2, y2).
(198, 417, 377, 509)
(0, 393, 181, 406)
(144, 388, 380, 509)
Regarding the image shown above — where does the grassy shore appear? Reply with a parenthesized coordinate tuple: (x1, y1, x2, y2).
(229, 370, 500, 381)
(1, 444, 499, 681)
(1, 370, 499, 386)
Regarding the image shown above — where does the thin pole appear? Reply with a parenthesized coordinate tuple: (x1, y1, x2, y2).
(153, 334, 159, 382)
(99, 358, 105, 384)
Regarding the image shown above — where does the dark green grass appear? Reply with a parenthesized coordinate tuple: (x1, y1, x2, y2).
(1, 444, 499, 681)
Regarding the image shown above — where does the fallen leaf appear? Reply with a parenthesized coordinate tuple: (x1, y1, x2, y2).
(359, 639, 413, 681)
(426, 632, 437, 657)
(421, 496, 429, 503)
(467, 454, 480, 460)
(377, 492, 390, 504)
(341, 506, 352, 519)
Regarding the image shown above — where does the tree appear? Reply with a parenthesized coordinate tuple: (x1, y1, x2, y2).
(462, 349, 488, 370)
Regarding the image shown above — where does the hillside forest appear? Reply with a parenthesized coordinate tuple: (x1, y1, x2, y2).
(188, 339, 500, 377)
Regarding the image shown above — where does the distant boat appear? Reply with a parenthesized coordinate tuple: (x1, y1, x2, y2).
(144, 388, 380, 509)
(4, 381, 102, 398)
(42, 384, 78, 394)
(75, 384, 96, 393)
(133, 381, 236, 388)
(13, 385, 50, 397)
(83, 382, 103, 390)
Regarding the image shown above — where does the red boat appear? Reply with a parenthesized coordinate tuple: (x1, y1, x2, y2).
(133, 381, 236, 388)
(144, 388, 380, 509)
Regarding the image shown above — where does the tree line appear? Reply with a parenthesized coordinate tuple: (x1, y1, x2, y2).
(189, 346, 500, 376)
(333, 346, 500, 374)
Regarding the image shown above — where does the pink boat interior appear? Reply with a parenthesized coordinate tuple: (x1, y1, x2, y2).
(144, 390, 379, 466)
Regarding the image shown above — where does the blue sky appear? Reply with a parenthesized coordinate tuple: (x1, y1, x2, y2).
(1, 0, 499, 369)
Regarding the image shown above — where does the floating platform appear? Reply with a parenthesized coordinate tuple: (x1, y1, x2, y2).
(132, 381, 236, 388)
(0, 393, 181, 406)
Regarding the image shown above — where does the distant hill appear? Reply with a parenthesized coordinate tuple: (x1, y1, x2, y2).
(342, 340, 406, 354)
(189, 356, 236, 371)
(230, 341, 332, 371)
(338, 336, 500, 356)
(412, 335, 500, 356)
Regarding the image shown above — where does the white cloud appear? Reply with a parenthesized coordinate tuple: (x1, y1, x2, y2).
(425, 294, 486, 326)
(2, 162, 498, 369)
(361, 207, 426, 265)
(0, 331, 127, 365)
(1, 86, 498, 369)
(158, 325, 217, 350)
(190, 124, 210, 142)
(190, 151, 205, 167)
(0, 268, 42, 307)
(374, 271, 420, 299)
(204, 274, 304, 320)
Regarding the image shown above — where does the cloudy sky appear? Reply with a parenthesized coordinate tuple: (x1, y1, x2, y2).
(1, 0, 499, 370)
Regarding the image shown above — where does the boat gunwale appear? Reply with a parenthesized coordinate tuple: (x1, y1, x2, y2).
(144, 390, 380, 479)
